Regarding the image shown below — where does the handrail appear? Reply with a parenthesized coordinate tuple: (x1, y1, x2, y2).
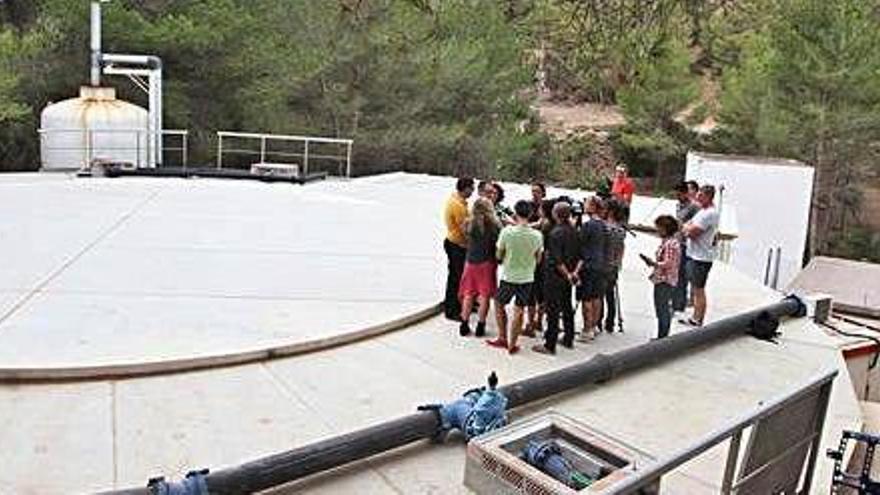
(38, 128, 188, 168)
(216, 131, 354, 178)
(216, 130, 352, 145)
(602, 369, 837, 494)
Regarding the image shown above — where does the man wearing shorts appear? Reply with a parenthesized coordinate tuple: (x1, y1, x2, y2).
(681, 185, 720, 327)
(487, 200, 543, 355)
(576, 196, 607, 341)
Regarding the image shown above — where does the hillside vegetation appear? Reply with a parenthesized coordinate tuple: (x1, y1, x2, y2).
(1, 0, 878, 258)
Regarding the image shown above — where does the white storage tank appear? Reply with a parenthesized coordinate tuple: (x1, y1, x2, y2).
(40, 86, 149, 170)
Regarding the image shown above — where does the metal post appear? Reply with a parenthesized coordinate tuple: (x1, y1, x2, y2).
(304, 140, 309, 175)
(87, 129, 94, 169)
(90, 1, 102, 87)
(799, 381, 833, 494)
(764, 248, 773, 286)
(721, 430, 742, 494)
(346, 142, 353, 179)
(772, 247, 782, 290)
(260, 136, 266, 164)
(183, 133, 188, 169)
(217, 134, 223, 169)
(136, 130, 141, 168)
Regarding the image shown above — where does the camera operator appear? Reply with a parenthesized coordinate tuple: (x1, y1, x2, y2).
(533, 201, 580, 355)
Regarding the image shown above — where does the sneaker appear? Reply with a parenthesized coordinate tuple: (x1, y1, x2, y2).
(475, 321, 486, 338)
(561, 341, 574, 349)
(486, 338, 508, 349)
(508, 345, 521, 355)
(459, 321, 471, 337)
(577, 330, 594, 342)
(532, 343, 555, 355)
(679, 317, 702, 327)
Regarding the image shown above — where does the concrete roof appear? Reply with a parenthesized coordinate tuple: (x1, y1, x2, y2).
(0, 172, 862, 494)
(788, 256, 880, 316)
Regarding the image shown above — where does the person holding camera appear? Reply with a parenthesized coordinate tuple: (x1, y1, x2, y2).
(487, 200, 543, 355)
(641, 215, 682, 339)
(575, 196, 608, 342)
(533, 201, 580, 354)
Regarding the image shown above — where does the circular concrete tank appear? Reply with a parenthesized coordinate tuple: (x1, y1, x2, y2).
(40, 86, 149, 170)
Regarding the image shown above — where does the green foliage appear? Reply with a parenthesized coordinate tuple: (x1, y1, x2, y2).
(714, 0, 880, 252)
(613, 39, 698, 189)
(826, 227, 880, 264)
(618, 39, 699, 129)
(532, 0, 689, 103)
(0, 29, 29, 123)
(1, 0, 537, 175)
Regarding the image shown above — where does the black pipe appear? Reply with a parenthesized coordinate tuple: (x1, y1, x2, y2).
(102, 165, 328, 184)
(105, 296, 805, 495)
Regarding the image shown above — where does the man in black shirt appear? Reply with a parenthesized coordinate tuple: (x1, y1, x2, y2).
(533, 202, 580, 354)
(576, 196, 607, 341)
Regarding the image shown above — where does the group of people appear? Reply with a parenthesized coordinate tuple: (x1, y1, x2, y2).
(442, 167, 720, 355)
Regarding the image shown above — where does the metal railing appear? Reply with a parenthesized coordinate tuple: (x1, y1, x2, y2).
(602, 369, 837, 494)
(38, 128, 188, 169)
(216, 131, 354, 178)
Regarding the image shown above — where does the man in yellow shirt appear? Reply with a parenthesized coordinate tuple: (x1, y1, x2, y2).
(444, 177, 474, 320)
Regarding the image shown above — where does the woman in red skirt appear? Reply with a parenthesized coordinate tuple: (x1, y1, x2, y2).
(459, 198, 501, 337)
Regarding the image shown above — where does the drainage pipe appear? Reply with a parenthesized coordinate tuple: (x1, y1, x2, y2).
(106, 296, 805, 495)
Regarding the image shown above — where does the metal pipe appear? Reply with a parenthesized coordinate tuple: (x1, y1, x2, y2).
(90, 1, 102, 87)
(763, 248, 773, 286)
(103, 296, 806, 495)
(772, 247, 782, 290)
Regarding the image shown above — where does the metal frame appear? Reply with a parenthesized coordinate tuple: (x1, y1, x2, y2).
(90, 1, 164, 167)
(38, 128, 187, 169)
(598, 370, 837, 494)
(216, 131, 354, 178)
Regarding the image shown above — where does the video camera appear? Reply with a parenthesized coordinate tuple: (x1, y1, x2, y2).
(555, 195, 584, 217)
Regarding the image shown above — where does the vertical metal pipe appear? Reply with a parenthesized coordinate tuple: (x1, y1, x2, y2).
(260, 137, 266, 164)
(763, 248, 773, 286)
(303, 140, 309, 175)
(183, 133, 188, 169)
(154, 68, 163, 166)
(217, 134, 223, 169)
(772, 247, 782, 289)
(720, 429, 742, 493)
(346, 142, 352, 178)
(136, 130, 141, 168)
(90, 1, 102, 86)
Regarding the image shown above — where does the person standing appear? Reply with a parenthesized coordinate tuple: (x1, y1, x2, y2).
(602, 199, 627, 333)
(681, 185, 720, 327)
(673, 182, 700, 313)
(575, 196, 608, 342)
(458, 198, 502, 337)
(528, 182, 547, 223)
(642, 215, 681, 339)
(533, 202, 580, 354)
(611, 165, 635, 206)
(526, 199, 554, 337)
(443, 177, 474, 321)
(487, 200, 543, 355)
(686, 180, 699, 202)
